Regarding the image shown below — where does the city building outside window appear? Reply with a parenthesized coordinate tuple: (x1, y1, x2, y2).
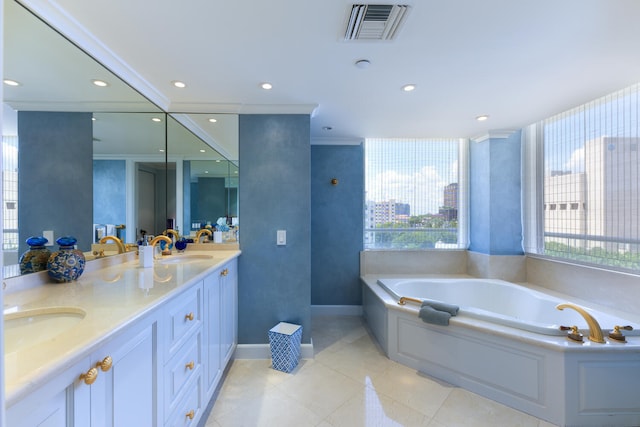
(364, 138, 468, 250)
(525, 83, 640, 271)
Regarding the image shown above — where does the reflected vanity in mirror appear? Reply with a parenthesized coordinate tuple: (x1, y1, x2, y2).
(168, 114, 239, 241)
(2, 0, 239, 278)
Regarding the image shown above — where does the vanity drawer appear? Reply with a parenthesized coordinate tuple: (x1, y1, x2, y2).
(165, 284, 202, 358)
(165, 372, 202, 427)
(164, 331, 201, 417)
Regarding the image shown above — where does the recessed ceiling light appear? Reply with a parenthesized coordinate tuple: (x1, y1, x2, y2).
(208, 118, 218, 123)
(151, 117, 162, 122)
(355, 59, 371, 69)
(261, 82, 273, 90)
(3, 79, 21, 86)
(199, 149, 206, 153)
(402, 84, 416, 92)
(159, 148, 165, 153)
(476, 115, 489, 121)
(92, 117, 96, 121)
(204, 171, 209, 174)
(92, 79, 109, 87)
(172, 80, 187, 88)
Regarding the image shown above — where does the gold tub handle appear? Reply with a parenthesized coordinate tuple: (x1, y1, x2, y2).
(398, 296, 423, 306)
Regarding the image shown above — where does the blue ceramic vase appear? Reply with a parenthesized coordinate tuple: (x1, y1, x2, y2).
(19, 236, 51, 274)
(47, 236, 86, 283)
(175, 238, 188, 252)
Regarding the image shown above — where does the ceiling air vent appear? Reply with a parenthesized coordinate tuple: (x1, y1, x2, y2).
(344, 4, 410, 41)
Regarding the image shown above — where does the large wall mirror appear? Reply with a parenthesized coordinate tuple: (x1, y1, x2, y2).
(2, 1, 239, 278)
(169, 114, 239, 238)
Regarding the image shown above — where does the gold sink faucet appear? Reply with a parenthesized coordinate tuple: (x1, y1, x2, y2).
(195, 229, 212, 243)
(556, 303, 605, 343)
(99, 235, 125, 254)
(149, 235, 172, 256)
(164, 229, 180, 241)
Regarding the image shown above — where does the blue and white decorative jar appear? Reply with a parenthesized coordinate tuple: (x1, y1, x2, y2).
(19, 236, 51, 274)
(47, 236, 86, 283)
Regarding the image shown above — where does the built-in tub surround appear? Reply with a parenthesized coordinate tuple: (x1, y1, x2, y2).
(362, 276, 640, 426)
(361, 250, 640, 425)
(361, 250, 640, 323)
(377, 277, 640, 337)
(526, 255, 640, 322)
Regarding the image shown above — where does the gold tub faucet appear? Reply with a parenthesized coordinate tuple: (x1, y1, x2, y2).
(99, 235, 125, 254)
(556, 303, 605, 343)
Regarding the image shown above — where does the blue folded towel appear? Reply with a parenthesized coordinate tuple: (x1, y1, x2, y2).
(421, 300, 459, 316)
(419, 305, 452, 326)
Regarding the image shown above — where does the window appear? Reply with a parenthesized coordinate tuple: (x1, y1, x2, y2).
(364, 138, 468, 250)
(3, 135, 19, 252)
(525, 83, 640, 271)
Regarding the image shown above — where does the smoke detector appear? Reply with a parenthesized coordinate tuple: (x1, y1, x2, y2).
(344, 4, 410, 41)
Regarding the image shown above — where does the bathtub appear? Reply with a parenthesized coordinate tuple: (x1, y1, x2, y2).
(377, 277, 640, 336)
(362, 276, 640, 427)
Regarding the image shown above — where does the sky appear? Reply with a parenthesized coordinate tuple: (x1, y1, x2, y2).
(364, 138, 459, 215)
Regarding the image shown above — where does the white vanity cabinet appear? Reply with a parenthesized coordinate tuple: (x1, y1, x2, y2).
(6, 357, 90, 427)
(220, 259, 237, 367)
(6, 312, 158, 427)
(161, 281, 204, 426)
(78, 315, 157, 427)
(202, 258, 238, 402)
(6, 252, 240, 427)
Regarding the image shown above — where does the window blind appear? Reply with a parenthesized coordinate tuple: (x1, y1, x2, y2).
(539, 83, 640, 270)
(364, 138, 467, 250)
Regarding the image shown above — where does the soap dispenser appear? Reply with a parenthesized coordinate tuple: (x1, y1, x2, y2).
(139, 236, 154, 268)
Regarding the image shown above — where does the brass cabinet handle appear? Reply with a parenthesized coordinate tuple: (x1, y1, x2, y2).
(220, 268, 228, 277)
(80, 367, 98, 385)
(186, 410, 195, 420)
(96, 356, 113, 372)
(185, 312, 194, 321)
(185, 361, 195, 370)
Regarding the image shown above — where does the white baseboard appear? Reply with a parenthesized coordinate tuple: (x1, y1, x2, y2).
(235, 340, 315, 360)
(311, 305, 362, 316)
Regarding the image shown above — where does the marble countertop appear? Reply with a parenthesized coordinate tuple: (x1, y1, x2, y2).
(4, 249, 240, 406)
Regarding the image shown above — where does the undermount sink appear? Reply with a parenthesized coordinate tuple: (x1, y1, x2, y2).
(158, 254, 214, 265)
(4, 307, 86, 354)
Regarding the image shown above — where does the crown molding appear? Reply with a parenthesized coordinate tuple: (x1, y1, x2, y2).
(238, 104, 319, 115)
(471, 129, 519, 143)
(311, 137, 363, 146)
(3, 100, 160, 113)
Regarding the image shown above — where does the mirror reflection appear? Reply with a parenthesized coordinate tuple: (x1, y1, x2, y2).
(2, 1, 239, 278)
(2, 0, 165, 276)
(167, 114, 239, 241)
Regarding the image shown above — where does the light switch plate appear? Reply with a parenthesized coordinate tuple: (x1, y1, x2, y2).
(277, 230, 286, 246)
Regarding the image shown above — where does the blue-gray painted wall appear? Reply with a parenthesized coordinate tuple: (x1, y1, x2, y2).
(17, 112, 93, 254)
(195, 177, 226, 223)
(238, 114, 311, 344)
(311, 144, 364, 305)
(93, 160, 126, 225)
(469, 131, 523, 255)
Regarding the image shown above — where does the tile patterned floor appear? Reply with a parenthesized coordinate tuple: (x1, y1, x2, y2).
(205, 315, 558, 427)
